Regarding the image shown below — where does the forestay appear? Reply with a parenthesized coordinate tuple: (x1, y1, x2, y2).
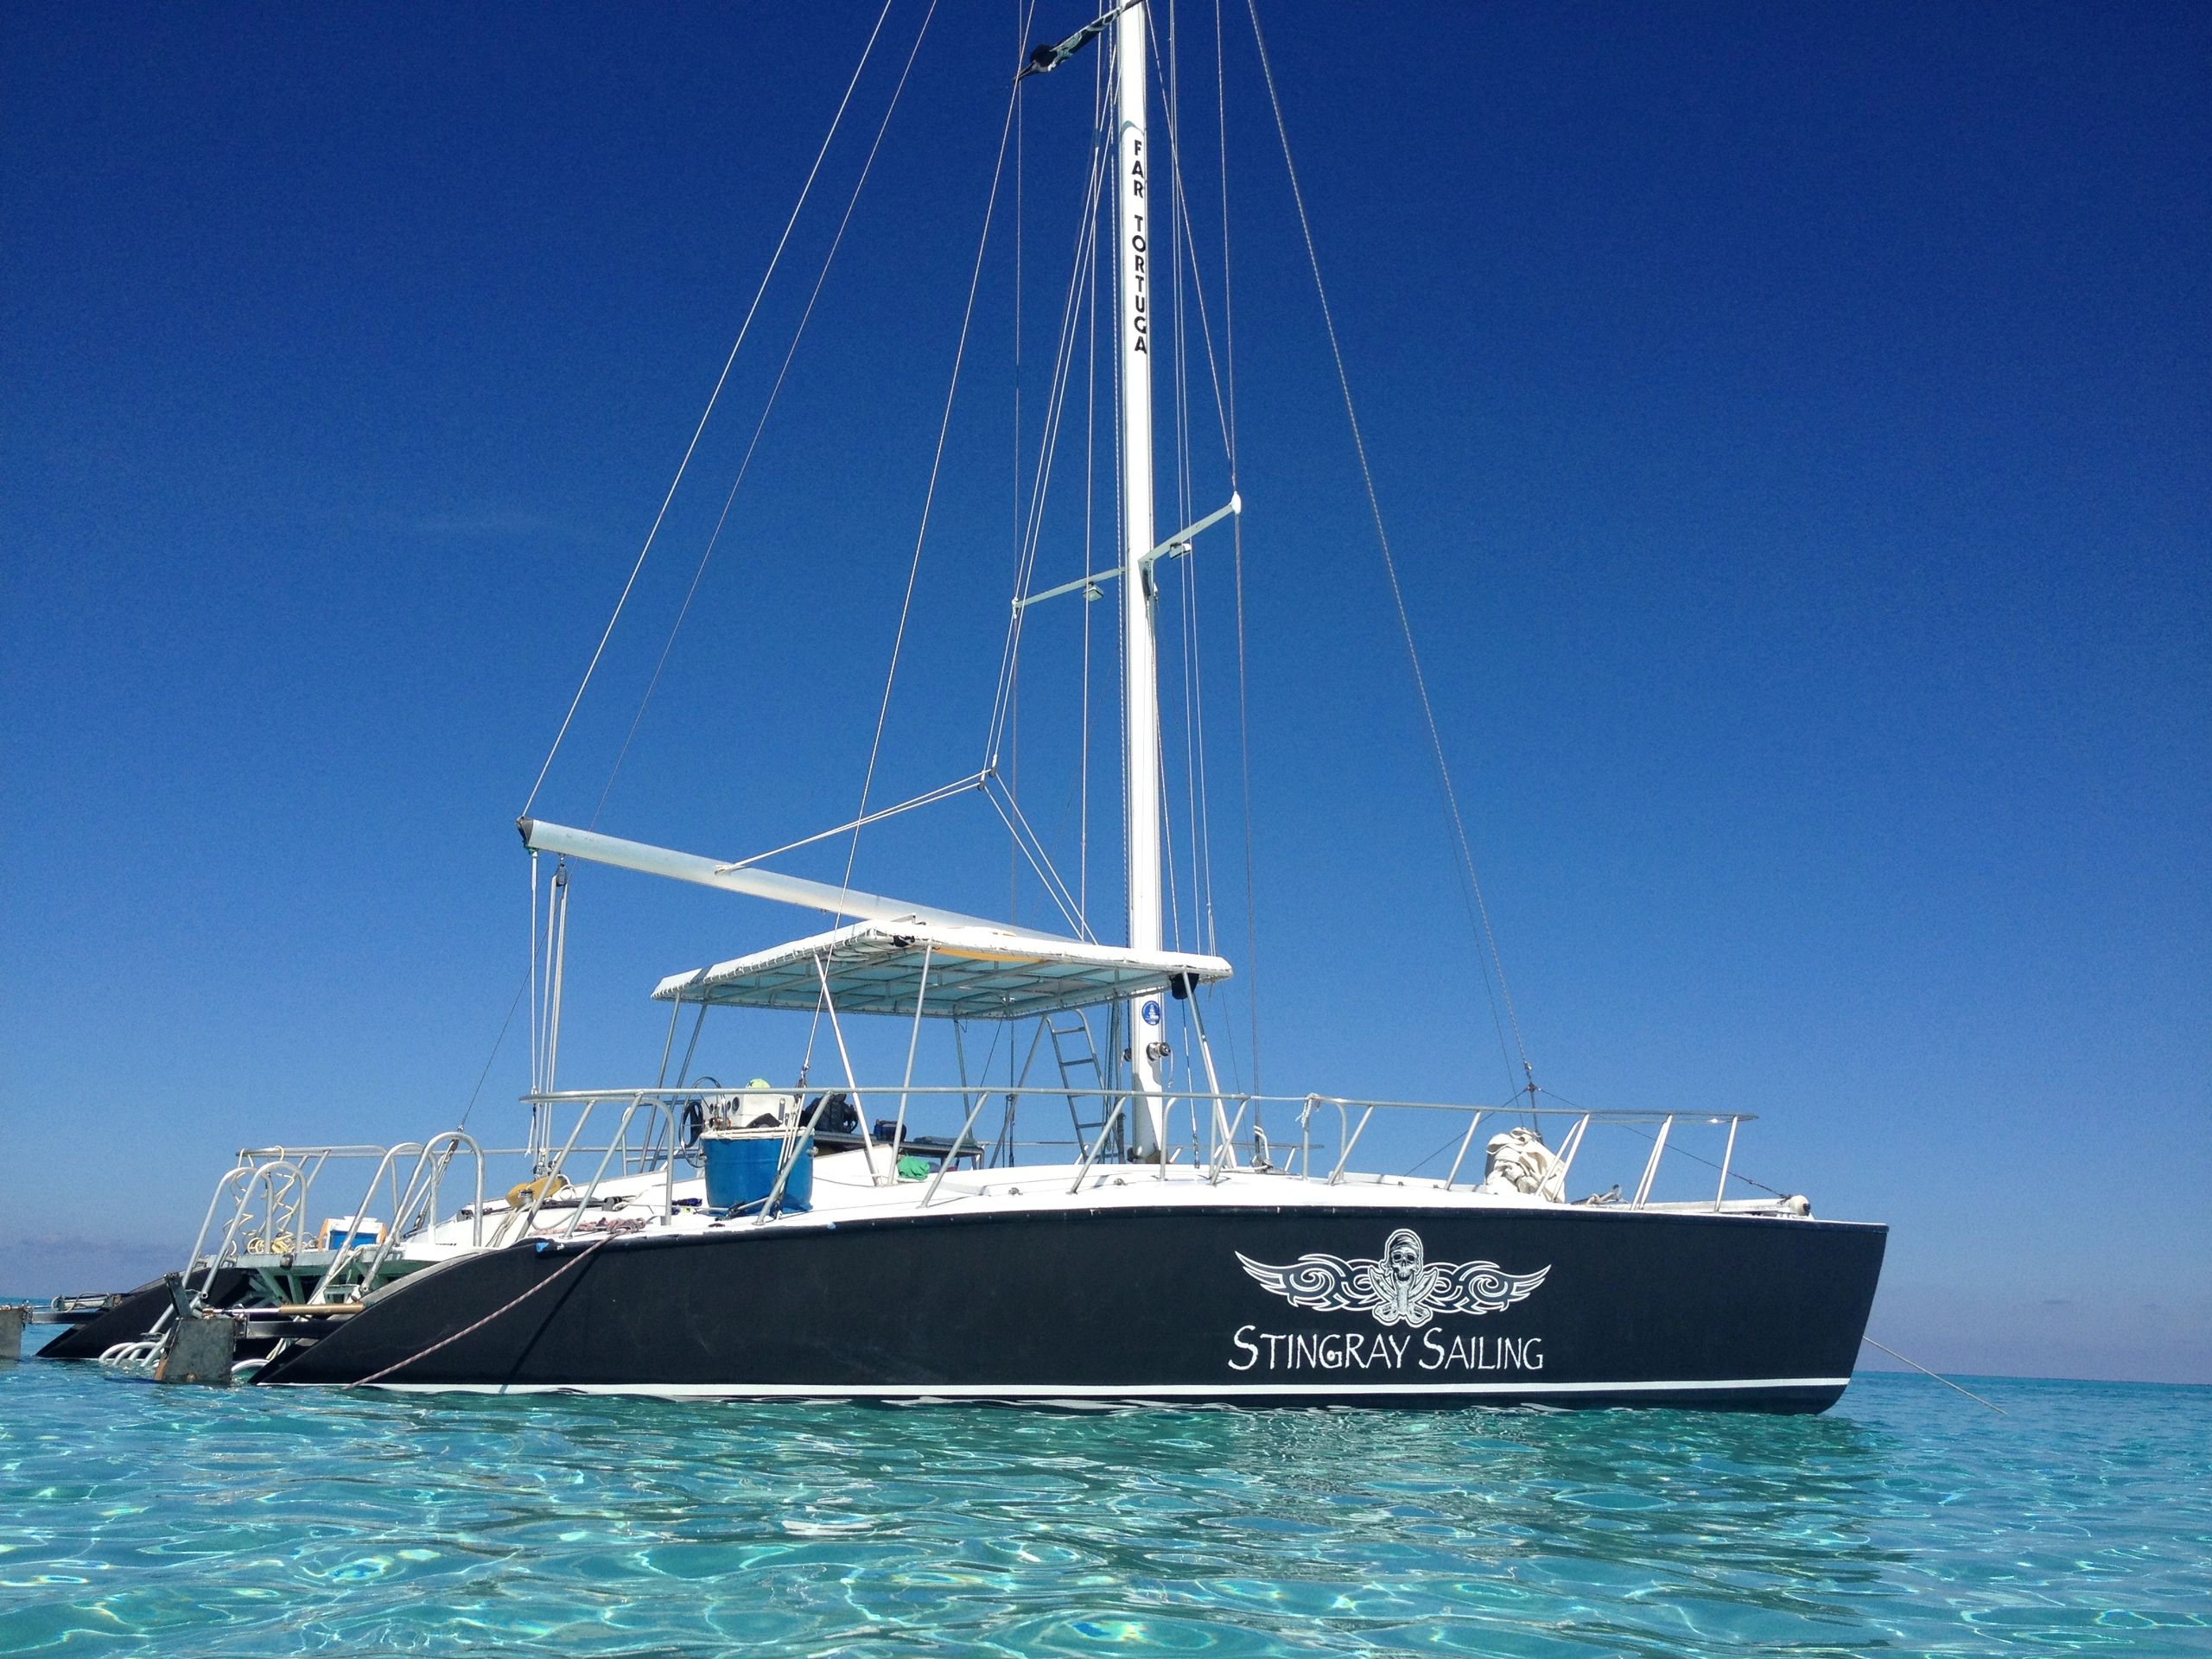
(652, 918, 1230, 1020)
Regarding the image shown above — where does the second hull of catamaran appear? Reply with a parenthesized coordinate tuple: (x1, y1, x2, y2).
(247, 1185, 1885, 1411)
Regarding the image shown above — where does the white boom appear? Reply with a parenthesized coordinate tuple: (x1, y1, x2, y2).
(517, 818, 1011, 932)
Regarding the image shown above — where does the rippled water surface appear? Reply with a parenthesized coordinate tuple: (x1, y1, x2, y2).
(2, 1330, 2206, 1656)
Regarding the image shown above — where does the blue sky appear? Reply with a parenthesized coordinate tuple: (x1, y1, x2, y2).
(3, 3, 2206, 1383)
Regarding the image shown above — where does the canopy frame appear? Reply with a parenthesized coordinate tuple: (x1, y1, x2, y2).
(652, 917, 1231, 1022)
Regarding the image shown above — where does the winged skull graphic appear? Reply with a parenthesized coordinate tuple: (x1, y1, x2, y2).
(1236, 1228, 1549, 1327)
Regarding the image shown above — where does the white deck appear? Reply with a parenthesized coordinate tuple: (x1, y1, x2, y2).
(401, 1147, 1816, 1267)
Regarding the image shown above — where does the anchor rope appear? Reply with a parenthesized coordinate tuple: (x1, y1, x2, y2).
(343, 1233, 614, 1390)
(1860, 1336, 2006, 1414)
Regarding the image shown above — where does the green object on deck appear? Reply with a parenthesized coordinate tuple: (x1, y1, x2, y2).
(896, 1156, 930, 1180)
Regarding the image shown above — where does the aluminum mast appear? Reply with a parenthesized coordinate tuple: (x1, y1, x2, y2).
(1115, 0, 1167, 1156)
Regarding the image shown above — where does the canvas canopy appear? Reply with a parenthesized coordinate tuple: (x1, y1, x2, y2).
(652, 918, 1232, 1020)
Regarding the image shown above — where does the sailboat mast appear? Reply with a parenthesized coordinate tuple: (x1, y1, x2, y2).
(1115, 0, 1167, 1155)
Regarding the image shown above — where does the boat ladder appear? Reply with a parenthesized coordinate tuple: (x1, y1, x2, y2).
(1047, 1013, 1122, 1160)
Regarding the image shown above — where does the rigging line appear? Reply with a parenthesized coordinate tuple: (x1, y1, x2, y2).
(983, 98, 1116, 763)
(1166, 0, 1192, 532)
(1245, 0, 1529, 1096)
(717, 772, 988, 872)
(1081, 58, 1102, 927)
(836, 64, 1027, 922)
(1141, 10, 1235, 468)
(1108, 19, 1129, 947)
(537, 860, 563, 1093)
(1157, 684, 1185, 951)
(1103, 0, 1231, 968)
(988, 5, 1109, 771)
(1187, 529, 1219, 953)
(519, 0, 901, 819)
(1859, 1337, 2006, 1415)
(1011, 0, 1024, 925)
(591, 0, 942, 830)
(456, 972, 531, 1135)
(1159, 3, 1223, 958)
(1163, 0, 1205, 956)
(1217, 0, 1259, 1090)
(982, 779, 1090, 938)
(1535, 1086, 1789, 1199)
(986, 181, 1105, 766)
(528, 849, 540, 1095)
(1030, 742, 1096, 921)
(1401, 1124, 1476, 1179)
(995, 193, 1101, 747)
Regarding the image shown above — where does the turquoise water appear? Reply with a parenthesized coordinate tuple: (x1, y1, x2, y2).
(2, 1329, 2206, 1656)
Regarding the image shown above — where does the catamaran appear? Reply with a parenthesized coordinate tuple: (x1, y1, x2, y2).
(71, 3, 1884, 1408)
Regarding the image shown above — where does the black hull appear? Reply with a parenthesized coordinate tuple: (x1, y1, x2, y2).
(252, 1205, 1885, 1412)
(35, 1270, 256, 1361)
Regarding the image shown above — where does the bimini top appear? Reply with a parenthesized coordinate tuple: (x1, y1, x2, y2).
(652, 918, 1232, 1020)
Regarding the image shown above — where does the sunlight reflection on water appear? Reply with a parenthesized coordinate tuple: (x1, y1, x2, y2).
(0, 1336, 2205, 1656)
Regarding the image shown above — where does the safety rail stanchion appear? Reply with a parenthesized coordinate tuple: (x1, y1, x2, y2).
(1209, 1100, 1249, 1181)
(1441, 1112, 1487, 1192)
(310, 1145, 423, 1305)
(751, 1091, 834, 1222)
(180, 1166, 254, 1290)
(813, 954, 886, 1183)
(198, 1160, 304, 1303)
(889, 946, 934, 1176)
(921, 1088, 1001, 1208)
(351, 1132, 486, 1285)
(517, 1100, 601, 1237)
(1714, 1116, 1739, 1210)
(562, 1099, 676, 1238)
(1066, 1096, 1131, 1195)
(1631, 1115, 1675, 1209)
(1326, 1105, 1376, 1185)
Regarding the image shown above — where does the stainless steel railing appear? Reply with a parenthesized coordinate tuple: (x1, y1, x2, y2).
(518, 1085, 1768, 1218)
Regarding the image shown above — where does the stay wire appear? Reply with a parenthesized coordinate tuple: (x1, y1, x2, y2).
(837, 47, 1030, 917)
(1218, 0, 1260, 1091)
(984, 88, 1115, 766)
(520, 0, 901, 819)
(592, 0, 941, 829)
(1011, 0, 1025, 923)
(1141, 9, 1236, 468)
(456, 973, 531, 1135)
(1535, 1086, 1789, 1200)
(1245, 0, 1529, 1096)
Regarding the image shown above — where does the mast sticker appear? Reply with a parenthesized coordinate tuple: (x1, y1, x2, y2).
(1141, 999, 1163, 1026)
(1230, 1229, 1549, 1375)
(1127, 133, 1148, 354)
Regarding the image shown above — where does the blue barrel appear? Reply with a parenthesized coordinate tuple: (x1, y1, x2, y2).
(702, 1129, 813, 1214)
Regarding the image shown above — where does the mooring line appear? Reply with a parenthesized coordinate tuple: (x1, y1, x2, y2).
(1862, 1334, 2006, 1414)
(344, 1234, 613, 1391)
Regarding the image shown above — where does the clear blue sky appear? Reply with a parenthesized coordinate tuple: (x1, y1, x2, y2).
(4, 3, 2206, 1383)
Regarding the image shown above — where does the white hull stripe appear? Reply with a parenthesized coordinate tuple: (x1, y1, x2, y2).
(332, 1376, 1853, 1400)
